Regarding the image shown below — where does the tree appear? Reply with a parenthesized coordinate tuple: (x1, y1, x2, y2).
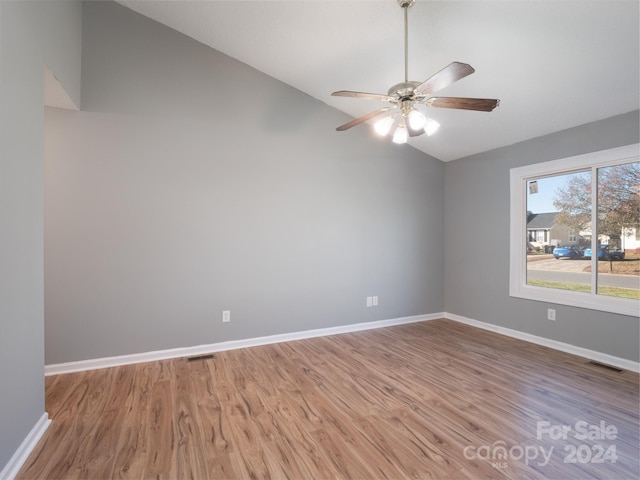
(553, 162, 640, 246)
(597, 162, 640, 241)
(552, 171, 592, 238)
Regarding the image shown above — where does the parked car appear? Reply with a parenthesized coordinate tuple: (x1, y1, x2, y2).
(553, 245, 582, 259)
(610, 248, 626, 260)
(583, 245, 625, 260)
(583, 246, 603, 260)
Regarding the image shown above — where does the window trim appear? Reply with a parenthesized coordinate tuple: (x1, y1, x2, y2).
(510, 143, 639, 317)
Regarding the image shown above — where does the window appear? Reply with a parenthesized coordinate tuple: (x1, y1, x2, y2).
(510, 144, 639, 316)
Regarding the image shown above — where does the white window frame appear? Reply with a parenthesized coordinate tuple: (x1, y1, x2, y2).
(510, 143, 639, 317)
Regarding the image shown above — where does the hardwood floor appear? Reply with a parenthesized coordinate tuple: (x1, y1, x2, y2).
(17, 319, 639, 479)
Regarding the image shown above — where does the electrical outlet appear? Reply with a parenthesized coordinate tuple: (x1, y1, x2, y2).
(222, 310, 231, 323)
(366, 296, 373, 307)
(372, 296, 379, 306)
(547, 308, 556, 321)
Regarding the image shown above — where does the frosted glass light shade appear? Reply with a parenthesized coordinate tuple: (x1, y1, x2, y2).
(392, 124, 408, 144)
(407, 109, 426, 130)
(424, 117, 440, 136)
(374, 116, 394, 136)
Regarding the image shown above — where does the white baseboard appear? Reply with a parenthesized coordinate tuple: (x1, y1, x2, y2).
(45, 311, 639, 376)
(445, 312, 640, 373)
(0, 412, 50, 480)
(45, 313, 444, 376)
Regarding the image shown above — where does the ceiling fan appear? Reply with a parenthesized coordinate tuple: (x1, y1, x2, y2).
(332, 0, 499, 144)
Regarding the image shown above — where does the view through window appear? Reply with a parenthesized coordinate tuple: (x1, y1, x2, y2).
(526, 171, 592, 293)
(510, 144, 640, 316)
(525, 163, 639, 299)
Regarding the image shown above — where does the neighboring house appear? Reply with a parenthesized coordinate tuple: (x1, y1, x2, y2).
(527, 212, 640, 251)
(579, 224, 640, 251)
(619, 228, 640, 250)
(527, 211, 577, 248)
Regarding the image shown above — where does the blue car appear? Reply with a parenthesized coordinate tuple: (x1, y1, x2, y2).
(553, 245, 582, 259)
(583, 245, 625, 260)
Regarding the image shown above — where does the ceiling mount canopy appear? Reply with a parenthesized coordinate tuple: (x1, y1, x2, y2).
(332, 0, 500, 145)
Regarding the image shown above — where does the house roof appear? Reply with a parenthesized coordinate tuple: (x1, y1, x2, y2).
(527, 212, 559, 229)
(115, 1, 639, 163)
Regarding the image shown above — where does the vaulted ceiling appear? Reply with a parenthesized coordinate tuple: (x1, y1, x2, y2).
(116, 0, 639, 162)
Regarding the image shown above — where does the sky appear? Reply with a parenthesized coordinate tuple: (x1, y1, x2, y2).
(526, 172, 587, 214)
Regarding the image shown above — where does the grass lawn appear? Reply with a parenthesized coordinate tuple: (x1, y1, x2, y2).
(527, 279, 640, 300)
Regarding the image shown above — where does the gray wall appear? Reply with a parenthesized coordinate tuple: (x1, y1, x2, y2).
(44, 1, 444, 364)
(3, 0, 637, 471)
(444, 111, 640, 362)
(0, 0, 81, 471)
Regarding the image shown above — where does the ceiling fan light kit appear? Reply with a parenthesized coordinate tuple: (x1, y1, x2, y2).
(407, 109, 426, 130)
(392, 122, 409, 144)
(332, 0, 499, 145)
(374, 115, 396, 136)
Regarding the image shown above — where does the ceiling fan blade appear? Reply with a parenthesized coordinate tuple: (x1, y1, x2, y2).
(414, 62, 476, 96)
(336, 107, 394, 131)
(332, 90, 395, 102)
(426, 97, 500, 112)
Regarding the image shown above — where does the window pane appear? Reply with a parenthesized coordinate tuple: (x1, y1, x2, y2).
(510, 144, 639, 315)
(526, 171, 591, 293)
(596, 162, 640, 299)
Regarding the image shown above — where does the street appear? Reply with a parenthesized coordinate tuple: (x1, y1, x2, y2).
(527, 258, 640, 290)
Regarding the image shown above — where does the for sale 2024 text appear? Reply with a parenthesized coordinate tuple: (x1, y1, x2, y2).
(537, 420, 618, 465)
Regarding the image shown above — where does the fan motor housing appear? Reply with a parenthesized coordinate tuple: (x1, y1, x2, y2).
(398, 0, 416, 8)
(388, 81, 421, 100)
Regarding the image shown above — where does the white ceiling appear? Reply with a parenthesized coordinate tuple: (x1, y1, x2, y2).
(116, 0, 639, 162)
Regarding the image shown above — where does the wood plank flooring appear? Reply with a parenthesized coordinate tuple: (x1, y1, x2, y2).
(17, 319, 639, 479)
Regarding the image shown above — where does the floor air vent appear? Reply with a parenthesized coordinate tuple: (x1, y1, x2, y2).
(187, 354, 214, 362)
(587, 360, 624, 373)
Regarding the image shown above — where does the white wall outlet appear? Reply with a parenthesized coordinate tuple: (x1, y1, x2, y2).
(222, 310, 231, 323)
(547, 308, 556, 321)
(372, 296, 379, 306)
(366, 296, 373, 307)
